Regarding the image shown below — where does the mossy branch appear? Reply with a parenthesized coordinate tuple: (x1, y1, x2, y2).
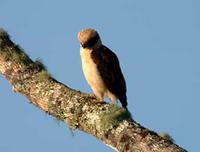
(0, 28, 187, 152)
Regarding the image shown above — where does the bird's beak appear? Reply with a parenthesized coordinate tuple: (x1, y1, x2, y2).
(81, 43, 86, 48)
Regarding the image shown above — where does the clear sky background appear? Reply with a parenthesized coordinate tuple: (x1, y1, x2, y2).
(0, 0, 199, 152)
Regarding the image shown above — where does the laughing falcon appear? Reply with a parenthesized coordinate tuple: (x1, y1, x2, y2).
(78, 28, 127, 108)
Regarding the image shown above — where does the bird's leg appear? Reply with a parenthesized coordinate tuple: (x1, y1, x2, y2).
(111, 100, 118, 105)
(92, 91, 104, 102)
(106, 91, 118, 105)
(95, 95, 104, 102)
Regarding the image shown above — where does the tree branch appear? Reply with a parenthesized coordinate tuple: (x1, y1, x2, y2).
(0, 28, 187, 152)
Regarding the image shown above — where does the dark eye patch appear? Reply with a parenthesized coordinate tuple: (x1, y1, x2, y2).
(82, 34, 100, 48)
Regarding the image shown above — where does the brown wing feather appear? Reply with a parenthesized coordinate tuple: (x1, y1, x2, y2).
(91, 45, 127, 108)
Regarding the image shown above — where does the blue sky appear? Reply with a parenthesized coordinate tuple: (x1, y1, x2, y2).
(0, 0, 199, 151)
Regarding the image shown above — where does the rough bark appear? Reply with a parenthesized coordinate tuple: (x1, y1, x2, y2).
(0, 28, 187, 152)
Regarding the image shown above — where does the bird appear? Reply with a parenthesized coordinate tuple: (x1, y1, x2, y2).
(78, 28, 127, 108)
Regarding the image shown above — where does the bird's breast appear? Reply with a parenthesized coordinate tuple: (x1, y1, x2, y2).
(80, 48, 106, 92)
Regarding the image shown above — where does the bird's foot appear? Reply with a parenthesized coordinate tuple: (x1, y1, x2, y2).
(110, 100, 118, 105)
(86, 93, 103, 102)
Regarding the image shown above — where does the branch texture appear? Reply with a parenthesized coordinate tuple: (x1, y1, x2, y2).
(0, 29, 187, 152)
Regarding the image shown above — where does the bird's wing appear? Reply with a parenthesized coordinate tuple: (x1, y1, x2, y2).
(91, 45, 127, 107)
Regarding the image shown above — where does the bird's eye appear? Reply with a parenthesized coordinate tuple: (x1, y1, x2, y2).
(81, 43, 87, 48)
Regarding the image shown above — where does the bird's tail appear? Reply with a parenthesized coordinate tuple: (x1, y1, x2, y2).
(119, 94, 127, 108)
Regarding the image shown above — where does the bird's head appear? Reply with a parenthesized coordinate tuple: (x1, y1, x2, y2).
(78, 28, 102, 49)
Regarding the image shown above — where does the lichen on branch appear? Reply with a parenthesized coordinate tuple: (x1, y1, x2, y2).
(0, 28, 187, 152)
